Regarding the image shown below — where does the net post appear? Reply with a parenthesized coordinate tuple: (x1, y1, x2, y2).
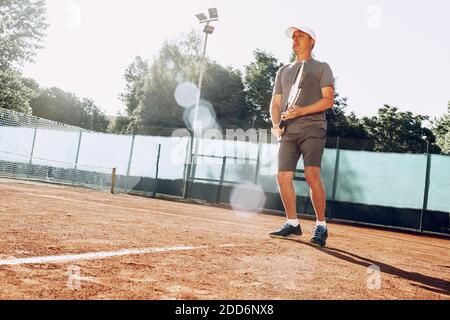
(111, 167, 117, 194)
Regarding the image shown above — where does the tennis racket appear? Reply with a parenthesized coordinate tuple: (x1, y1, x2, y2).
(279, 61, 306, 130)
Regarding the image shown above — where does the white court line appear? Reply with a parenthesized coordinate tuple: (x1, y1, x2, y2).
(0, 244, 241, 266)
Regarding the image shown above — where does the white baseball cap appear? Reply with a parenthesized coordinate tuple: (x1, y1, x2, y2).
(285, 26, 316, 42)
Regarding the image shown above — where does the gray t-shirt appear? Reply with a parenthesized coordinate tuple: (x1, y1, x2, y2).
(273, 58, 334, 132)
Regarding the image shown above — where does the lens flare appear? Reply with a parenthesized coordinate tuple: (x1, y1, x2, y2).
(174, 82, 198, 108)
(230, 182, 266, 215)
(183, 100, 218, 132)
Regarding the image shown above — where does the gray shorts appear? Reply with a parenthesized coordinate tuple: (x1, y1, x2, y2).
(278, 126, 326, 171)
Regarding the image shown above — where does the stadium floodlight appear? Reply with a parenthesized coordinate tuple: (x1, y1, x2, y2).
(203, 25, 215, 34)
(195, 13, 208, 22)
(195, 8, 219, 24)
(208, 8, 219, 20)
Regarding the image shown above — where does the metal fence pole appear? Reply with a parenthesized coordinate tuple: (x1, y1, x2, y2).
(126, 135, 136, 177)
(186, 138, 200, 200)
(183, 132, 194, 199)
(216, 156, 227, 204)
(27, 125, 38, 177)
(330, 137, 341, 221)
(254, 141, 262, 185)
(72, 130, 83, 184)
(124, 135, 136, 193)
(74, 130, 83, 170)
(152, 144, 162, 198)
(419, 142, 432, 233)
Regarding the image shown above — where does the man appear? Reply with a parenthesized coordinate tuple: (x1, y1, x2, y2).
(269, 26, 335, 247)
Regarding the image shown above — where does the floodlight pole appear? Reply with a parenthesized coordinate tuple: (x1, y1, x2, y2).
(193, 22, 210, 137)
(183, 13, 218, 199)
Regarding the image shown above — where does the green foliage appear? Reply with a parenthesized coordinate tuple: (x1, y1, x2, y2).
(243, 49, 283, 128)
(202, 63, 250, 129)
(361, 105, 437, 153)
(0, 0, 47, 114)
(120, 56, 149, 116)
(107, 115, 132, 134)
(0, 68, 33, 113)
(0, 0, 48, 69)
(432, 101, 450, 154)
(120, 31, 252, 134)
(81, 98, 110, 132)
(30, 87, 109, 132)
(132, 41, 189, 131)
(326, 92, 369, 138)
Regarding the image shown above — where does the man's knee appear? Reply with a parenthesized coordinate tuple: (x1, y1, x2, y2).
(277, 171, 294, 184)
(304, 167, 322, 188)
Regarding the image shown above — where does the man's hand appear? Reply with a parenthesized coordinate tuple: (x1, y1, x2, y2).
(281, 106, 305, 121)
(271, 126, 285, 139)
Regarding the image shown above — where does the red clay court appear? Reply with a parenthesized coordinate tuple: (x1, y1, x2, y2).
(0, 178, 449, 300)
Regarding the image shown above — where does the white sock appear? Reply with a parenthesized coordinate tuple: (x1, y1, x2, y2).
(316, 220, 327, 228)
(287, 219, 299, 227)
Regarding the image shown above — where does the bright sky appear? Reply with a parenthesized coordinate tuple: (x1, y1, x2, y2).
(22, 0, 450, 121)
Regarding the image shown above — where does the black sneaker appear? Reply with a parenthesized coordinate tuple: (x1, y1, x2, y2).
(270, 223, 302, 239)
(310, 225, 328, 247)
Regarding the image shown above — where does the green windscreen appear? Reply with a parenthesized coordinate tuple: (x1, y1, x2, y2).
(334, 151, 427, 209)
(428, 155, 450, 212)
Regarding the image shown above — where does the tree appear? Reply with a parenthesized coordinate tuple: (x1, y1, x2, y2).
(0, 0, 47, 113)
(0, 0, 48, 69)
(107, 115, 131, 134)
(325, 91, 350, 137)
(129, 41, 189, 133)
(0, 68, 33, 113)
(120, 56, 149, 116)
(30, 87, 109, 132)
(123, 31, 252, 134)
(81, 98, 110, 132)
(202, 63, 250, 129)
(243, 49, 283, 128)
(31, 87, 83, 125)
(432, 101, 450, 154)
(361, 105, 438, 153)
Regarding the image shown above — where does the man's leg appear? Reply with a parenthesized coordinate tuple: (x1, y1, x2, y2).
(304, 166, 328, 247)
(301, 129, 328, 247)
(304, 167, 326, 222)
(269, 137, 302, 238)
(277, 171, 297, 219)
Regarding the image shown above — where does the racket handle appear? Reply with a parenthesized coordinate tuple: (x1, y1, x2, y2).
(279, 120, 286, 130)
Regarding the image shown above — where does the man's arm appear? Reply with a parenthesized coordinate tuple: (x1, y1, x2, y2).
(270, 94, 282, 127)
(270, 94, 285, 138)
(281, 86, 334, 121)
